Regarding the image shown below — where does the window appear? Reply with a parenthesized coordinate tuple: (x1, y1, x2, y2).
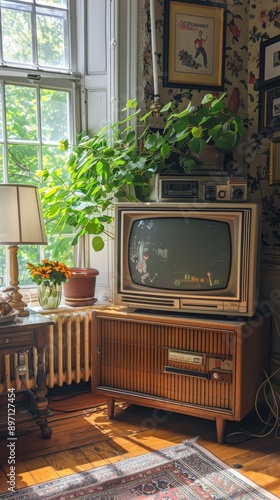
(0, 0, 78, 288)
(0, 0, 70, 71)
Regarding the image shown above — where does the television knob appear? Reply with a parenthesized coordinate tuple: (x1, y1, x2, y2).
(232, 187, 244, 199)
(213, 372, 219, 379)
(218, 190, 226, 199)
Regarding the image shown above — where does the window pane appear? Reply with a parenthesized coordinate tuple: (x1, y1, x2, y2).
(44, 235, 74, 266)
(6, 85, 38, 141)
(37, 12, 68, 68)
(42, 144, 68, 170)
(2, 7, 32, 65)
(0, 88, 3, 140)
(7, 144, 39, 184)
(36, 0, 67, 7)
(18, 246, 42, 286)
(41, 90, 69, 142)
(0, 146, 3, 182)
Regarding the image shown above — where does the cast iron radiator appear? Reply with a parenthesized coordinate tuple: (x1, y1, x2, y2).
(0, 310, 92, 392)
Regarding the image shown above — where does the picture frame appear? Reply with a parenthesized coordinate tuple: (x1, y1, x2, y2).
(259, 35, 280, 86)
(163, 0, 226, 90)
(269, 136, 280, 185)
(259, 83, 280, 131)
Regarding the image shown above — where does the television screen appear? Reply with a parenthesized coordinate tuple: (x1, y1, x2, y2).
(128, 217, 231, 291)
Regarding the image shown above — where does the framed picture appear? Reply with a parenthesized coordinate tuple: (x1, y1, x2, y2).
(259, 35, 280, 86)
(269, 136, 280, 185)
(163, 0, 226, 90)
(259, 83, 280, 131)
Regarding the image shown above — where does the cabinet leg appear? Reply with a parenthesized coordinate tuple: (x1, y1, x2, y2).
(35, 347, 52, 438)
(38, 422, 52, 439)
(216, 418, 226, 443)
(107, 397, 115, 419)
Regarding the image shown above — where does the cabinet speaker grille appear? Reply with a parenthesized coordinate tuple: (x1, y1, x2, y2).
(97, 318, 235, 412)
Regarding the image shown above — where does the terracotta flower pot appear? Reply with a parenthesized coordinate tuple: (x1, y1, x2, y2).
(63, 267, 99, 306)
(195, 144, 225, 169)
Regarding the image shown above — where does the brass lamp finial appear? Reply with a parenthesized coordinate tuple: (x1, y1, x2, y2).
(150, 96, 162, 116)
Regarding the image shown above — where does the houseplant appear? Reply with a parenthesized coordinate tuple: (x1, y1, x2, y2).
(39, 93, 245, 253)
(27, 259, 72, 309)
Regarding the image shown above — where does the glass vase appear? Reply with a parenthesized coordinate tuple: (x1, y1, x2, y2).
(37, 282, 62, 309)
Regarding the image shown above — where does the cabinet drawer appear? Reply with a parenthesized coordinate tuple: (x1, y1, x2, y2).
(0, 330, 35, 348)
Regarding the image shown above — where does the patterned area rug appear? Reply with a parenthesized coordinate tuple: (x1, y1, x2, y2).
(0, 440, 278, 500)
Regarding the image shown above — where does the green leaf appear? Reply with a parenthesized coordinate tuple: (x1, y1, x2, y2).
(208, 124, 223, 140)
(160, 143, 171, 160)
(139, 110, 153, 122)
(173, 115, 191, 133)
(215, 130, 238, 152)
(181, 157, 197, 172)
(48, 205, 62, 217)
(126, 130, 136, 143)
(86, 219, 104, 235)
(191, 126, 203, 138)
(92, 235, 105, 252)
(201, 94, 214, 105)
(122, 98, 138, 110)
(159, 101, 173, 113)
(44, 186, 60, 198)
(210, 100, 225, 114)
(188, 136, 207, 154)
(174, 101, 194, 118)
(58, 139, 69, 151)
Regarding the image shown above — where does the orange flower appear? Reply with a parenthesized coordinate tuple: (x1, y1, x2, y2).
(27, 259, 72, 286)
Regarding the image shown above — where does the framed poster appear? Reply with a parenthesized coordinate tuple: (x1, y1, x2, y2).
(259, 83, 280, 131)
(269, 136, 280, 185)
(259, 35, 280, 86)
(163, 0, 226, 90)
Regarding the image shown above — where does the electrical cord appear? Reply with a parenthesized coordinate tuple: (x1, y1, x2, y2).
(48, 403, 106, 422)
(48, 389, 92, 402)
(47, 385, 109, 413)
(225, 365, 280, 444)
(47, 402, 107, 414)
(224, 295, 280, 444)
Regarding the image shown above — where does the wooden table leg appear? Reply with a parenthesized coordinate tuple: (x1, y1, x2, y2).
(35, 346, 52, 439)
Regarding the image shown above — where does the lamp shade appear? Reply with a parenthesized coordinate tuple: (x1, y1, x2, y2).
(0, 184, 48, 245)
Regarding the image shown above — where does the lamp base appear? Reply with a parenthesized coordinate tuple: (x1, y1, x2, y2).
(9, 291, 29, 317)
(8, 246, 29, 317)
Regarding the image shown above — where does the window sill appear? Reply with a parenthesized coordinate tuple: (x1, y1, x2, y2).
(29, 301, 111, 315)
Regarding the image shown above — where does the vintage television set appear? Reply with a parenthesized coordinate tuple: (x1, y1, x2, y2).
(114, 202, 262, 317)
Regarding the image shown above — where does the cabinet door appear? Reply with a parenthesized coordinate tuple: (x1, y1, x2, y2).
(93, 316, 235, 413)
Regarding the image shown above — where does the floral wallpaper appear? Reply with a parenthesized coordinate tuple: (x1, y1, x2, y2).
(138, 0, 280, 255)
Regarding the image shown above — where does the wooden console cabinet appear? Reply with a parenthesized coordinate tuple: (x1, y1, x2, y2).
(91, 307, 270, 443)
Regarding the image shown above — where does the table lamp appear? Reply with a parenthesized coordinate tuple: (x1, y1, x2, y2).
(0, 184, 48, 316)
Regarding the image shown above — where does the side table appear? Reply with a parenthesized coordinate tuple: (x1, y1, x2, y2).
(0, 312, 54, 439)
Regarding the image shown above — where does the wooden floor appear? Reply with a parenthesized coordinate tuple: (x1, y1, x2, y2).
(0, 382, 279, 497)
